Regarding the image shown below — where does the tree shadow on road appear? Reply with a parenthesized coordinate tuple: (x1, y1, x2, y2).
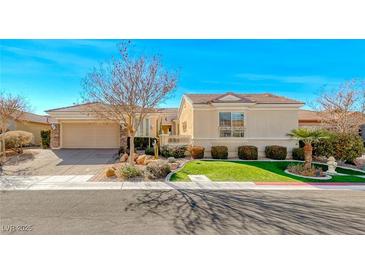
(125, 190, 365, 235)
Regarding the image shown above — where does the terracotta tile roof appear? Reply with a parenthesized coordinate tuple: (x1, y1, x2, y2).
(298, 110, 322, 122)
(185, 92, 304, 104)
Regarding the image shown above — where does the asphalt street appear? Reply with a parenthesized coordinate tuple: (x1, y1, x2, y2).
(1, 189, 365, 234)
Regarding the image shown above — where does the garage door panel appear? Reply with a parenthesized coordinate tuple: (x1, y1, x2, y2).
(62, 123, 120, 148)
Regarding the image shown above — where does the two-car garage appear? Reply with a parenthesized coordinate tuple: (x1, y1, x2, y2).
(61, 122, 120, 149)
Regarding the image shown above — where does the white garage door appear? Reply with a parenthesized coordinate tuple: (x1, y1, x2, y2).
(62, 122, 120, 148)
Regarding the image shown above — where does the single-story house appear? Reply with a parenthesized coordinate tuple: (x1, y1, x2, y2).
(8, 112, 55, 145)
(46, 92, 304, 158)
(175, 93, 303, 157)
(46, 103, 178, 149)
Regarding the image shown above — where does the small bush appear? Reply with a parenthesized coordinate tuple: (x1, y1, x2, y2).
(188, 146, 205, 159)
(4, 131, 34, 154)
(40, 130, 50, 148)
(287, 163, 324, 177)
(167, 157, 176, 163)
(314, 132, 364, 163)
(146, 160, 171, 179)
(292, 147, 305, 161)
(145, 147, 154, 155)
(238, 145, 258, 160)
(211, 146, 228, 159)
(160, 145, 187, 158)
(120, 164, 142, 179)
(265, 145, 287, 160)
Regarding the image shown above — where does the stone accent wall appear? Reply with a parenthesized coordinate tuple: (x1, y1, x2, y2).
(51, 124, 60, 149)
(120, 125, 128, 148)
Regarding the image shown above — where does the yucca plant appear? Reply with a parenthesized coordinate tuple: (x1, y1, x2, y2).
(288, 128, 329, 169)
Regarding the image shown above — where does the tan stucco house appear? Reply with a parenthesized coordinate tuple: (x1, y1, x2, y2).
(8, 112, 55, 146)
(46, 92, 307, 158)
(175, 93, 304, 157)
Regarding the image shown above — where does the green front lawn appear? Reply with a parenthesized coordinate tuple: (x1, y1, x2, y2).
(170, 160, 365, 183)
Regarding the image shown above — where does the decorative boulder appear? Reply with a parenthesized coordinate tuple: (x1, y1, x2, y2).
(105, 168, 116, 177)
(133, 153, 139, 162)
(136, 154, 147, 165)
(120, 153, 128, 162)
(354, 157, 365, 170)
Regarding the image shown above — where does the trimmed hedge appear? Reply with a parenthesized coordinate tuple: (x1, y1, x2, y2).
(265, 145, 287, 160)
(211, 146, 228, 159)
(160, 145, 187, 158)
(189, 146, 205, 159)
(40, 130, 51, 148)
(238, 145, 258, 160)
(292, 147, 305, 161)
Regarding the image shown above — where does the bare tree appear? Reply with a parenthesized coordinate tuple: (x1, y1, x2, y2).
(0, 92, 29, 162)
(82, 42, 177, 164)
(315, 79, 365, 133)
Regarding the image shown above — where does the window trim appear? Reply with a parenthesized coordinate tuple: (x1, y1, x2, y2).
(218, 111, 245, 138)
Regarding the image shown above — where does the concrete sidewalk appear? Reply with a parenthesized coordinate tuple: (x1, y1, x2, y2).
(1, 175, 365, 191)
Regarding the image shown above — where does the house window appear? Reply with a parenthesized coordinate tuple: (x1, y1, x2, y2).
(219, 112, 244, 137)
(182, 121, 187, 133)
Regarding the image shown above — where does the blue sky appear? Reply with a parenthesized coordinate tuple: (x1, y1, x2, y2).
(1, 39, 365, 114)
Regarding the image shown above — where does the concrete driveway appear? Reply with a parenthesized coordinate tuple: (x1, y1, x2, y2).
(1, 149, 118, 176)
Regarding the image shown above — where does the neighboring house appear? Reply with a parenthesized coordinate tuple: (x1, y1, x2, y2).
(8, 112, 55, 146)
(46, 104, 178, 149)
(46, 92, 304, 158)
(298, 110, 322, 129)
(298, 109, 365, 142)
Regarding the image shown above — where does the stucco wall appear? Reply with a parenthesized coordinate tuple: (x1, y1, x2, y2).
(15, 121, 51, 146)
(191, 106, 299, 158)
(178, 99, 194, 136)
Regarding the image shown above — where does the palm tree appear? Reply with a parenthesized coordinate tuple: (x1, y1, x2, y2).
(288, 128, 329, 169)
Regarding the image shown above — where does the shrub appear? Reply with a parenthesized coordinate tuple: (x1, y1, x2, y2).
(40, 130, 50, 148)
(211, 146, 228, 159)
(4, 131, 34, 154)
(313, 132, 364, 163)
(171, 145, 187, 158)
(287, 163, 324, 177)
(146, 160, 171, 179)
(120, 164, 142, 179)
(127, 137, 157, 150)
(188, 146, 205, 159)
(160, 145, 172, 157)
(292, 147, 305, 161)
(160, 145, 187, 158)
(145, 147, 154, 155)
(238, 145, 258, 160)
(167, 157, 176, 163)
(265, 145, 287, 160)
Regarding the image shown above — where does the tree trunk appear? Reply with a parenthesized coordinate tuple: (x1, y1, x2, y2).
(1, 135, 5, 163)
(129, 133, 135, 165)
(303, 143, 313, 169)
